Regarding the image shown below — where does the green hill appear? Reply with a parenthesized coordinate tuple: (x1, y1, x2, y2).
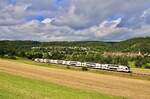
(0, 37, 149, 68)
(111, 37, 150, 53)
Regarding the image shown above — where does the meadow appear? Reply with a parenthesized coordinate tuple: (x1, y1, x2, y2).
(0, 59, 150, 99)
(0, 72, 120, 99)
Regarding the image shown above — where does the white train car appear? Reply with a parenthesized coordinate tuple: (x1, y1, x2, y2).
(43, 59, 49, 63)
(101, 64, 109, 70)
(81, 62, 87, 67)
(65, 61, 71, 65)
(94, 63, 102, 69)
(62, 60, 67, 65)
(48, 59, 53, 63)
(34, 58, 40, 62)
(50, 60, 55, 64)
(76, 62, 82, 67)
(117, 65, 130, 72)
(39, 59, 44, 63)
(70, 61, 77, 66)
(107, 64, 118, 71)
(57, 60, 63, 64)
(53, 60, 58, 64)
(86, 62, 96, 68)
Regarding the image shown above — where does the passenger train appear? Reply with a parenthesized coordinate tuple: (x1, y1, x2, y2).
(34, 58, 131, 73)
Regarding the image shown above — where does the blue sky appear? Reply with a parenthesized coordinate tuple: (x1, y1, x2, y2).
(0, 0, 150, 41)
(9, 0, 16, 4)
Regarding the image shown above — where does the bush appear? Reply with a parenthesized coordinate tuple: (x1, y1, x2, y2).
(3, 55, 17, 60)
(0, 55, 4, 58)
(82, 67, 88, 71)
(143, 64, 150, 69)
(135, 61, 143, 68)
(66, 65, 71, 69)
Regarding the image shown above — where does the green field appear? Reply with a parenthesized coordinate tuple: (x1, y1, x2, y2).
(0, 72, 121, 99)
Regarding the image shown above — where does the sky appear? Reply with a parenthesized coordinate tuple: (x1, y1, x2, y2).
(0, 0, 150, 41)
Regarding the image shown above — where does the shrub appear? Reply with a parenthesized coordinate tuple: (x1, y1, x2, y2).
(82, 67, 88, 71)
(66, 65, 71, 69)
(143, 64, 150, 69)
(3, 55, 17, 60)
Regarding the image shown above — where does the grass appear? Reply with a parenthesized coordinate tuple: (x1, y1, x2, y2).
(128, 61, 150, 69)
(128, 61, 136, 68)
(0, 72, 120, 99)
(0, 59, 150, 99)
(131, 68, 150, 74)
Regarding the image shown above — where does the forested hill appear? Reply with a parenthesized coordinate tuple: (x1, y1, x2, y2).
(0, 37, 150, 68)
(0, 37, 150, 53)
(109, 37, 150, 53)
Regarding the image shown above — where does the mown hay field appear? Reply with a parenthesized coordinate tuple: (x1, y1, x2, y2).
(0, 72, 119, 99)
(0, 59, 150, 99)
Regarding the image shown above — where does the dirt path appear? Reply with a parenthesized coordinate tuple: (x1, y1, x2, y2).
(0, 59, 150, 99)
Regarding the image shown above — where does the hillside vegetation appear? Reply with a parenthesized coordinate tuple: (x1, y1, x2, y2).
(0, 37, 150, 68)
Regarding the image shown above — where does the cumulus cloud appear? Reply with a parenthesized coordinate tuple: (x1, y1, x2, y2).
(41, 18, 54, 24)
(0, 0, 150, 41)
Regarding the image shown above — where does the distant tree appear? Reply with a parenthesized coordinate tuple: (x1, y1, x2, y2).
(18, 51, 26, 57)
(135, 60, 143, 68)
(43, 53, 50, 59)
(119, 57, 129, 66)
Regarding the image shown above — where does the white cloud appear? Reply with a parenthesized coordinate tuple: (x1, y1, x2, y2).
(41, 18, 54, 24)
(99, 18, 122, 28)
(0, 0, 150, 41)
